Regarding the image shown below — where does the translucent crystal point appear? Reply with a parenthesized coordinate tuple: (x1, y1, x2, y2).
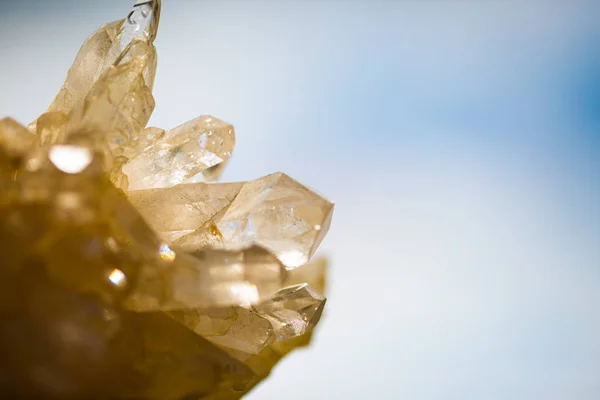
(65, 40, 156, 158)
(254, 284, 325, 340)
(172, 173, 334, 269)
(123, 116, 235, 190)
(30, 0, 160, 132)
(120, 0, 162, 48)
(30, 19, 124, 126)
(269, 257, 328, 353)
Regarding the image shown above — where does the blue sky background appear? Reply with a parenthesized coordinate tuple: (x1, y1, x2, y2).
(1, 1, 600, 399)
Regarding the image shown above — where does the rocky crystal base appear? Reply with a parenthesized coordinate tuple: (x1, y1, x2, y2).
(0, 1, 333, 399)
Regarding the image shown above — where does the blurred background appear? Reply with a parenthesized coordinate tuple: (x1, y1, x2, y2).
(1, 0, 599, 399)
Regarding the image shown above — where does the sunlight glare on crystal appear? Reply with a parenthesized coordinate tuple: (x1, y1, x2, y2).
(48, 145, 93, 174)
(278, 250, 306, 269)
(108, 268, 127, 287)
(228, 283, 260, 306)
(159, 243, 176, 262)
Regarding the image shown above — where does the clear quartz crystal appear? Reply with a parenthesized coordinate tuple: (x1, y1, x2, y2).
(120, 1, 156, 49)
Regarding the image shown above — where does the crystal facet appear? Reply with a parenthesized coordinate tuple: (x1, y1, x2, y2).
(253, 284, 325, 340)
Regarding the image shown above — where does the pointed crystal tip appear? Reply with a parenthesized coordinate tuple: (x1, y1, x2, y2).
(122, 0, 161, 47)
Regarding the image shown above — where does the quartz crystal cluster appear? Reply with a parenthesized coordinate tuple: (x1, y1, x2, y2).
(0, 1, 333, 399)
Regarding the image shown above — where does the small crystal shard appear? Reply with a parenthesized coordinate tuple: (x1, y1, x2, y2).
(123, 116, 235, 190)
(269, 257, 328, 352)
(253, 284, 325, 340)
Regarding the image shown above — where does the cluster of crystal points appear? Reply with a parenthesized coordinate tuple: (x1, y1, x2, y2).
(0, 1, 332, 399)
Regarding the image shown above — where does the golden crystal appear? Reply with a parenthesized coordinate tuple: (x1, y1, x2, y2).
(65, 40, 156, 159)
(29, 19, 125, 128)
(128, 181, 243, 242)
(0, 0, 332, 398)
(253, 283, 325, 340)
(221, 258, 329, 381)
(29, 1, 160, 130)
(0, 117, 35, 158)
(126, 245, 287, 311)
(168, 306, 275, 355)
(123, 115, 235, 190)
(35, 111, 69, 146)
(171, 172, 334, 269)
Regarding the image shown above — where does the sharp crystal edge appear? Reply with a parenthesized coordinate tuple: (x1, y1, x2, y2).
(0, 1, 333, 399)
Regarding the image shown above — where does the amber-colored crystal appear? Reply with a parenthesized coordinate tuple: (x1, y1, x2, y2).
(170, 173, 334, 269)
(35, 111, 69, 146)
(128, 181, 243, 242)
(168, 307, 275, 355)
(128, 174, 334, 269)
(0, 117, 35, 158)
(65, 40, 156, 159)
(223, 258, 328, 380)
(126, 245, 287, 311)
(253, 283, 325, 340)
(0, 0, 332, 398)
(29, 0, 160, 131)
(123, 115, 235, 190)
